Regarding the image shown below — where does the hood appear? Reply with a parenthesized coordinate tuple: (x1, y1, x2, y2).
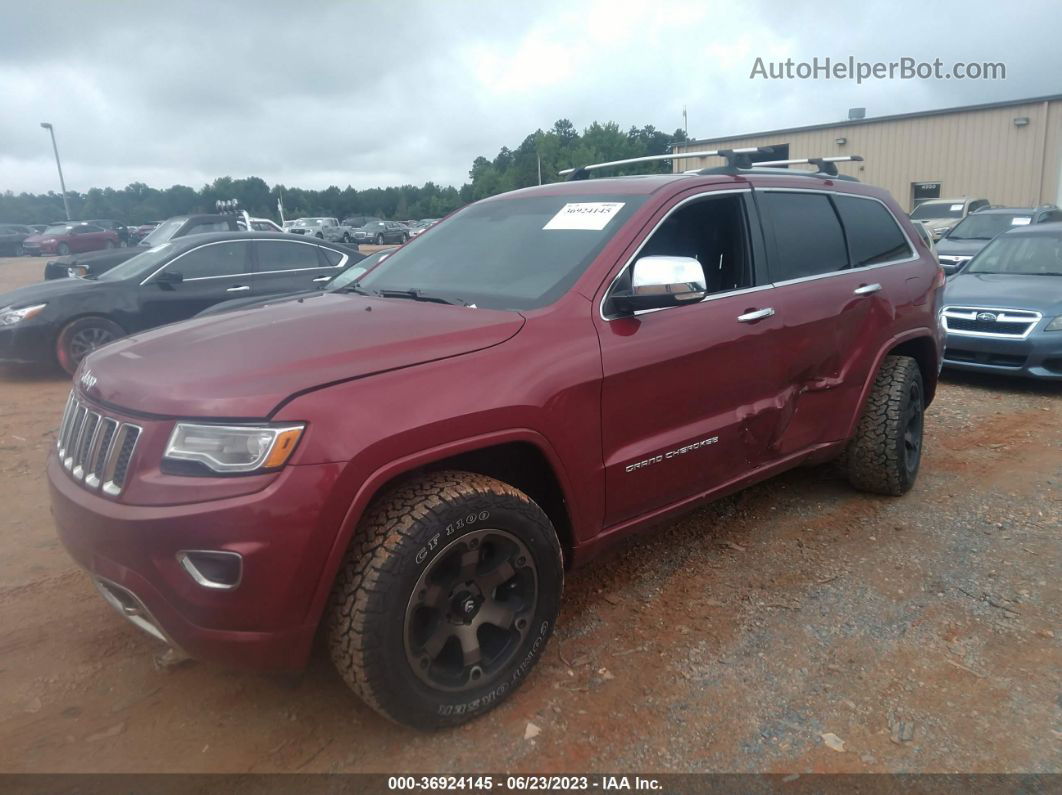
(23, 233, 57, 244)
(0, 277, 107, 308)
(935, 237, 988, 258)
(944, 272, 1062, 315)
(81, 293, 525, 418)
(196, 289, 320, 317)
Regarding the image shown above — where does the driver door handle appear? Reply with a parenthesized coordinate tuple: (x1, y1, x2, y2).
(312, 276, 331, 283)
(853, 283, 882, 295)
(226, 285, 251, 293)
(737, 307, 775, 323)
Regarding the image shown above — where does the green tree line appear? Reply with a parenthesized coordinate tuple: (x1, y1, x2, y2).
(0, 120, 687, 225)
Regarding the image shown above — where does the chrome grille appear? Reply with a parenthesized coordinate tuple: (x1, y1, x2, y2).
(942, 306, 1041, 339)
(56, 391, 142, 497)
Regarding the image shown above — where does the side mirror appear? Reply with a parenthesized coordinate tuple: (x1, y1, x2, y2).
(609, 256, 706, 315)
(152, 270, 184, 287)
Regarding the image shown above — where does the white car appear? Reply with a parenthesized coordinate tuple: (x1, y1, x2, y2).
(287, 217, 354, 244)
(238, 217, 285, 233)
(909, 198, 990, 240)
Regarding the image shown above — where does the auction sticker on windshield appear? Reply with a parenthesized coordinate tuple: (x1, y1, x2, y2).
(543, 202, 626, 230)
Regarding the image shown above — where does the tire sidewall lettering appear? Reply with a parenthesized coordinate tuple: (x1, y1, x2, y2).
(436, 618, 552, 716)
(415, 509, 491, 568)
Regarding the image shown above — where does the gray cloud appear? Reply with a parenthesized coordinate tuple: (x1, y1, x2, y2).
(2, 0, 1060, 195)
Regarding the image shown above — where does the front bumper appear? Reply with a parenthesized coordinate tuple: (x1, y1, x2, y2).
(48, 449, 348, 671)
(0, 320, 55, 364)
(944, 330, 1062, 380)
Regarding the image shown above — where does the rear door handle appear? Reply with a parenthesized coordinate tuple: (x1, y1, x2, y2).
(737, 307, 775, 323)
(853, 283, 882, 296)
(226, 285, 251, 293)
(312, 276, 331, 283)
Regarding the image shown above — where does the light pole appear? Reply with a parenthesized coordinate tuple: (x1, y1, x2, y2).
(40, 122, 71, 220)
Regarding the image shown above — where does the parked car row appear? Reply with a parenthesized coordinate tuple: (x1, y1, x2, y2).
(0, 232, 364, 373)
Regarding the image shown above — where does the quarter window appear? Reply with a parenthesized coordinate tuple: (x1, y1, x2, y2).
(834, 195, 913, 266)
(256, 241, 323, 272)
(761, 192, 848, 281)
(166, 242, 250, 280)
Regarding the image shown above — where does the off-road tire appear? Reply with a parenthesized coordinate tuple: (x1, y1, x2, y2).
(328, 470, 563, 729)
(840, 355, 924, 496)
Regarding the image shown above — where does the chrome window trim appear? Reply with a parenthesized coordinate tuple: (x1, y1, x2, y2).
(942, 306, 1042, 340)
(139, 239, 252, 286)
(599, 187, 922, 321)
(253, 239, 349, 274)
(756, 188, 920, 285)
(599, 188, 754, 321)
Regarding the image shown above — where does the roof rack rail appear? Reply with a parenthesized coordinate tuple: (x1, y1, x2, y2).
(752, 155, 864, 177)
(558, 147, 775, 181)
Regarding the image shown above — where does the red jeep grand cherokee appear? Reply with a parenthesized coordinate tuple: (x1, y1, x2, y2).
(48, 155, 944, 728)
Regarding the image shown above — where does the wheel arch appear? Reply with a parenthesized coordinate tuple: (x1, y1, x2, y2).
(306, 430, 579, 627)
(843, 328, 939, 440)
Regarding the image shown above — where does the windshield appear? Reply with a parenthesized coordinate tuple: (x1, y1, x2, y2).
(140, 218, 185, 246)
(327, 250, 391, 290)
(910, 201, 964, 220)
(358, 193, 647, 310)
(42, 225, 73, 236)
(948, 213, 1031, 240)
(966, 233, 1062, 276)
(97, 243, 176, 281)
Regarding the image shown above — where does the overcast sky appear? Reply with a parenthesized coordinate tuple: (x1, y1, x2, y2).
(3, 0, 1060, 195)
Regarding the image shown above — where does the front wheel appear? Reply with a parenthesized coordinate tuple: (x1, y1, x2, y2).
(375, 234, 384, 245)
(343, 233, 351, 243)
(328, 471, 563, 729)
(55, 316, 125, 375)
(14, 243, 24, 256)
(840, 355, 924, 496)
(58, 243, 70, 255)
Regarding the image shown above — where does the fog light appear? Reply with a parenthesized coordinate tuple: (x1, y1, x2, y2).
(177, 550, 243, 590)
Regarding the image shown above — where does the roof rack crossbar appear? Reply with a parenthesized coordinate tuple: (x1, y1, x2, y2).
(753, 155, 864, 177)
(559, 147, 774, 181)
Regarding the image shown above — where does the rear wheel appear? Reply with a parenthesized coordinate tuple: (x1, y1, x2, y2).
(840, 355, 924, 496)
(104, 240, 116, 249)
(14, 243, 24, 256)
(55, 316, 125, 375)
(343, 233, 351, 243)
(328, 471, 563, 729)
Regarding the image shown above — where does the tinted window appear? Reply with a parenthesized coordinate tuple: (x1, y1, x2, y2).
(948, 213, 1031, 240)
(166, 242, 249, 280)
(256, 240, 322, 272)
(762, 192, 848, 280)
(834, 196, 912, 266)
(318, 246, 347, 267)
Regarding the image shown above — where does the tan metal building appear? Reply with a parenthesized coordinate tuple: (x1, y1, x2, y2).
(673, 94, 1062, 211)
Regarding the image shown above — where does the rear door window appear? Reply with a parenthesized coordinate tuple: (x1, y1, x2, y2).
(833, 195, 913, 266)
(255, 240, 326, 272)
(760, 192, 849, 281)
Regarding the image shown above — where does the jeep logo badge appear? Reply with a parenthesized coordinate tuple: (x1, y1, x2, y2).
(79, 369, 97, 389)
(976, 312, 997, 323)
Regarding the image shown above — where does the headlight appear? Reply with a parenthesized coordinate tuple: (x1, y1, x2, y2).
(1045, 316, 1062, 332)
(164, 422, 305, 474)
(0, 304, 47, 326)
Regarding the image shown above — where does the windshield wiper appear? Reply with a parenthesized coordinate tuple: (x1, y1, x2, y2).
(334, 284, 371, 295)
(375, 288, 467, 306)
